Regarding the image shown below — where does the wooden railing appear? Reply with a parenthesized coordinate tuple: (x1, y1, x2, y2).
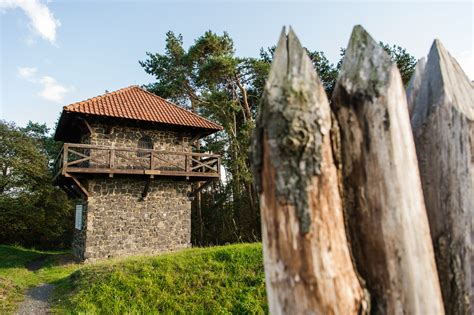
(53, 143, 220, 180)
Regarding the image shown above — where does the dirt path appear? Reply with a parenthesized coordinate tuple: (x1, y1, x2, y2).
(16, 283, 55, 315)
(15, 255, 60, 314)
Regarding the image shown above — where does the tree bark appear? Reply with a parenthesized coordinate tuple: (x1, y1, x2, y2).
(331, 25, 444, 315)
(408, 39, 473, 315)
(252, 28, 367, 315)
(190, 100, 204, 245)
(235, 75, 252, 121)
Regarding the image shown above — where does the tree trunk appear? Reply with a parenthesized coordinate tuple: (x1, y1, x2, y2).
(251, 28, 367, 315)
(331, 25, 444, 315)
(190, 98, 204, 245)
(408, 39, 473, 315)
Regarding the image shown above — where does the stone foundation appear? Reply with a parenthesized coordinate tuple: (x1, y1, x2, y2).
(73, 177, 192, 262)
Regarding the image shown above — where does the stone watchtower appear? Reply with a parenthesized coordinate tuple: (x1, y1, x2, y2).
(53, 86, 222, 261)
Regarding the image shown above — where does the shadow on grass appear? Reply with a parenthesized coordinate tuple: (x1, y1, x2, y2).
(0, 245, 73, 270)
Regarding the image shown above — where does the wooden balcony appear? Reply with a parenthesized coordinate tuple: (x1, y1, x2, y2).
(53, 143, 221, 182)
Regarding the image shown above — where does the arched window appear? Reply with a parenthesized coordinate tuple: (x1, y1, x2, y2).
(137, 136, 153, 157)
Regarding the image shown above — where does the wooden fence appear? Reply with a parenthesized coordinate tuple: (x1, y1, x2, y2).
(53, 143, 220, 180)
(251, 25, 473, 314)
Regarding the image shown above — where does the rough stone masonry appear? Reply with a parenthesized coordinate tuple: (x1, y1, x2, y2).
(72, 119, 193, 262)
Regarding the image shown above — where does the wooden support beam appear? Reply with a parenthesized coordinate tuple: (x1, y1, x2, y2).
(59, 183, 80, 198)
(190, 133, 202, 147)
(331, 25, 444, 314)
(251, 27, 367, 315)
(141, 177, 152, 199)
(69, 174, 89, 198)
(77, 117, 93, 135)
(191, 180, 213, 196)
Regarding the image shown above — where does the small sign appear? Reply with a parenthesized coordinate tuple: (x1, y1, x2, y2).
(75, 204, 83, 230)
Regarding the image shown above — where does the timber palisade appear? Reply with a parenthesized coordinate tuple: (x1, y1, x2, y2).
(53, 85, 222, 261)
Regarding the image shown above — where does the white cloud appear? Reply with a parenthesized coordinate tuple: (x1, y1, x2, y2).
(38, 76, 72, 103)
(17, 66, 37, 81)
(0, 0, 60, 44)
(17, 66, 72, 103)
(455, 50, 474, 80)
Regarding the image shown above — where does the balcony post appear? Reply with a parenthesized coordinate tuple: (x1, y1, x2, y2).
(62, 143, 69, 175)
(110, 148, 115, 169)
(150, 151, 154, 170)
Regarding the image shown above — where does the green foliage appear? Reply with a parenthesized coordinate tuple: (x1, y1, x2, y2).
(140, 31, 417, 246)
(55, 243, 267, 314)
(141, 31, 260, 245)
(380, 42, 417, 85)
(253, 46, 340, 97)
(0, 121, 73, 248)
(0, 121, 47, 195)
(0, 245, 79, 314)
(20, 121, 63, 171)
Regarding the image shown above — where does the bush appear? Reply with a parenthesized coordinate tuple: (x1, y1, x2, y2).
(0, 121, 73, 249)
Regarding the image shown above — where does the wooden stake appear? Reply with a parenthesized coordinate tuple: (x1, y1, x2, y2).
(408, 39, 473, 314)
(406, 57, 426, 117)
(331, 25, 444, 314)
(251, 28, 367, 315)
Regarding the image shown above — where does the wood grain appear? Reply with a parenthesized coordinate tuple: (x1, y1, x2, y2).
(408, 39, 473, 315)
(331, 25, 444, 315)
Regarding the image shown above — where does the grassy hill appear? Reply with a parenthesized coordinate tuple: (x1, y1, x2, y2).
(0, 243, 267, 314)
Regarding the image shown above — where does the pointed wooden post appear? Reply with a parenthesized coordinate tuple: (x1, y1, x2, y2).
(251, 28, 367, 315)
(406, 57, 426, 117)
(331, 25, 444, 314)
(408, 40, 473, 314)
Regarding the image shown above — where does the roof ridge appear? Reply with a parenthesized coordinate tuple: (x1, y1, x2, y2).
(64, 85, 138, 110)
(135, 86, 223, 130)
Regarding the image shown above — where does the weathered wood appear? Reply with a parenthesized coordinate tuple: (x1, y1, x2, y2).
(331, 25, 444, 314)
(70, 174, 89, 198)
(141, 177, 152, 199)
(408, 39, 473, 314)
(62, 143, 69, 175)
(63, 167, 220, 178)
(63, 142, 219, 157)
(110, 148, 115, 169)
(251, 28, 367, 315)
(406, 57, 426, 117)
(77, 117, 93, 134)
(55, 143, 220, 179)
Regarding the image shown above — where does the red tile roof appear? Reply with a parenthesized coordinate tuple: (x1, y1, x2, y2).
(63, 85, 223, 131)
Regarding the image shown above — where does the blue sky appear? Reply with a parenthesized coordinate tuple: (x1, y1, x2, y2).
(1, 1, 473, 129)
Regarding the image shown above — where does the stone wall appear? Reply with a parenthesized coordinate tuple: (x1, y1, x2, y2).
(81, 121, 193, 171)
(71, 120, 194, 261)
(88, 121, 192, 152)
(73, 178, 192, 262)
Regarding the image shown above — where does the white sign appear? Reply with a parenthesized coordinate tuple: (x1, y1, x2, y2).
(75, 204, 83, 230)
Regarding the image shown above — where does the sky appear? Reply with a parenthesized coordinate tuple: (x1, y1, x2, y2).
(1, 0, 473, 129)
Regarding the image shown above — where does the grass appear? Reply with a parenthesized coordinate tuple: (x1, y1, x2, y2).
(0, 243, 267, 314)
(55, 243, 267, 314)
(0, 245, 80, 314)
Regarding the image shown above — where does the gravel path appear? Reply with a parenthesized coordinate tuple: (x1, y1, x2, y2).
(16, 284, 55, 315)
